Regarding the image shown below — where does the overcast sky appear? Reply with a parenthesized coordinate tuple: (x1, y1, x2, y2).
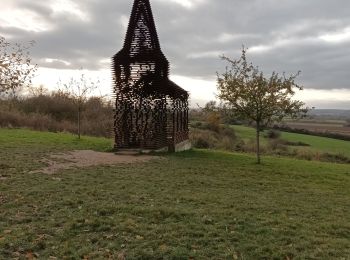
(1, 0, 350, 108)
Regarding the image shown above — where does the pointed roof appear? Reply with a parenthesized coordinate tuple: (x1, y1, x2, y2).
(123, 0, 161, 52)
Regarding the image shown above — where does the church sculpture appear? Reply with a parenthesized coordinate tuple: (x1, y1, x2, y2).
(112, 0, 189, 152)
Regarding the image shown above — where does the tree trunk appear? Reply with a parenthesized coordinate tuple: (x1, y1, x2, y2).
(78, 107, 81, 139)
(256, 122, 261, 164)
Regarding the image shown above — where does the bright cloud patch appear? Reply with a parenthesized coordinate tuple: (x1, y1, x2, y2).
(33, 68, 112, 96)
(0, 9, 52, 32)
(249, 39, 296, 53)
(45, 58, 71, 66)
(156, 0, 205, 9)
(50, 0, 90, 22)
(187, 51, 222, 59)
(319, 27, 350, 43)
(293, 88, 350, 109)
(120, 15, 129, 30)
(295, 88, 350, 102)
(170, 75, 216, 101)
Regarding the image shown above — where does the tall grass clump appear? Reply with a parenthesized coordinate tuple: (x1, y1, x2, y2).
(0, 92, 113, 138)
(190, 121, 238, 151)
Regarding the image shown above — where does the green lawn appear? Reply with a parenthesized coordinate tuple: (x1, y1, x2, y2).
(1, 128, 350, 259)
(0, 128, 112, 152)
(232, 125, 350, 157)
(231, 125, 258, 142)
(281, 131, 350, 156)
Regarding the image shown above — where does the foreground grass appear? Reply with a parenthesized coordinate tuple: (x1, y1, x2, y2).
(0, 129, 113, 173)
(0, 128, 112, 152)
(1, 128, 350, 259)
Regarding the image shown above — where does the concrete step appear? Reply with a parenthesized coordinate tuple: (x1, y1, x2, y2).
(114, 149, 152, 155)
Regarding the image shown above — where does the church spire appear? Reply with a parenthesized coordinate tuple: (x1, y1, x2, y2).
(123, 0, 162, 53)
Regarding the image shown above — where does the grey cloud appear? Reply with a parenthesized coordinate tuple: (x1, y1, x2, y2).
(2, 0, 350, 90)
(17, 1, 53, 16)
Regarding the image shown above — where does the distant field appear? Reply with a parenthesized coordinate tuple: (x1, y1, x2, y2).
(283, 119, 350, 137)
(232, 125, 350, 157)
(0, 128, 349, 259)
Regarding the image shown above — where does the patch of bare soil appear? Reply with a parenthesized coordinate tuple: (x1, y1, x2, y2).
(35, 150, 158, 174)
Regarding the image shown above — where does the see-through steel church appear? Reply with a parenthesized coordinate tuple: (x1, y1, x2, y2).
(112, 0, 190, 152)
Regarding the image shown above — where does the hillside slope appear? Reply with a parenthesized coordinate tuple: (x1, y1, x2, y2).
(0, 129, 349, 259)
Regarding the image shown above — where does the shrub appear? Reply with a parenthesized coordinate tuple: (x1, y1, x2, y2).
(190, 121, 203, 129)
(319, 153, 350, 164)
(206, 112, 221, 132)
(295, 149, 314, 161)
(265, 129, 281, 139)
(221, 126, 236, 139)
(193, 136, 211, 149)
(20, 93, 76, 121)
(267, 139, 288, 151)
(0, 109, 77, 133)
(285, 141, 310, 147)
(190, 128, 218, 149)
(0, 95, 113, 138)
(240, 139, 267, 154)
(294, 149, 350, 164)
(218, 136, 236, 151)
(190, 124, 237, 151)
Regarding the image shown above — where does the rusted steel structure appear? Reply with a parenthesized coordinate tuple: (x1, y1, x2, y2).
(112, 0, 189, 151)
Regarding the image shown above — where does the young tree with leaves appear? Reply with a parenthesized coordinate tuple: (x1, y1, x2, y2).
(58, 73, 99, 139)
(0, 37, 36, 97)
(217, 47, 307, 164)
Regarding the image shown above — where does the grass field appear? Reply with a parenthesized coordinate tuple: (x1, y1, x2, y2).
(283, 119, 350, 137)
(1, 128, 350, 259)
(232, 125, 350, 157)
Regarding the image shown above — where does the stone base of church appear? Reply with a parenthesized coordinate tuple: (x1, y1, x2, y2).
(114, 140, 191, 155)
(173, 139, 192, 152)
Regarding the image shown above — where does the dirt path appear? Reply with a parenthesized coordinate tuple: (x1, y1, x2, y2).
(35, 150, 158, 174)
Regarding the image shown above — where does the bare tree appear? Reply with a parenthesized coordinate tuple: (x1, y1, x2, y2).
(58, 73, 99, 139)
(27, 84, 48, 97)
(217, 47, 308, 164)
(0, 37, 37, 97)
